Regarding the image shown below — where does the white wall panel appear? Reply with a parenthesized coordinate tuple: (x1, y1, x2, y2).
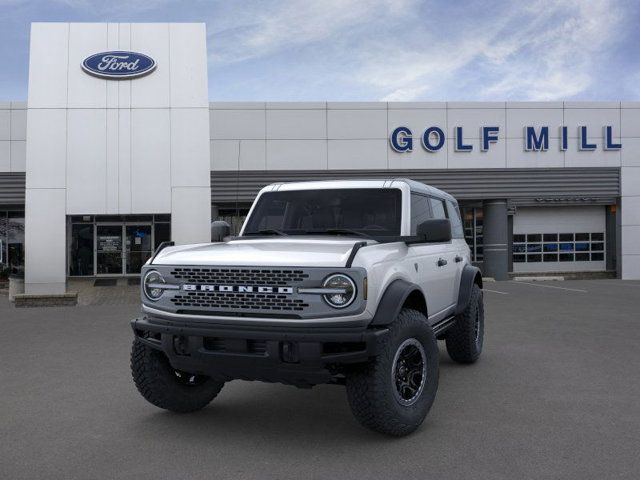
(622, 254, 640, 279)
(131, 23, 170, 108)
(328, 110, 387, 139)
(447, 140, 506, 169)
(25, 188, 66, 294)
(621, 108, 640, 138)
(105, 109, 119, 212)
(621, 138, 640, 166)
(67, 23, 107, 108)
(130, 109, 171, 212)
(25, 109, 67, 189)
(621, 196, 640, 226)
(621, 166, 640, 196)
(266, 110, 326, 139)
(117, 109, 132, 213)
(328, 140, 387, 169)
(28, 23, 69, 108)
(0, 142, 9, 171)
(506, 108, 563, 138)
(66, 109, 107, 214)
(117, 23, 132, 109)
(506, 138, 564, 168)
(0, 110, 9, 140)
(11, 141, 26, 172)
(10, 109, 27, 140)
(106, 23, 119, 109)
(266, 140, 327, 170)
(563, 108, 621, 138)
(169, 23, 208, 107)
(210, 109, 265, 140)
(171, 108, 210, 187)
(447, 108, 506, 139)
(239, 140, 266, 170)
(171, 187, 211, 245)
(621, 226, 640, 255)
(564, 145, 620, 168)
(388, 142, 447, 169)
(387, 108, 446, 139)
(211, 140, 239, 170)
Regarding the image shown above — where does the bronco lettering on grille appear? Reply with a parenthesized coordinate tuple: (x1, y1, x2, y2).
(182, 285, 294, 294)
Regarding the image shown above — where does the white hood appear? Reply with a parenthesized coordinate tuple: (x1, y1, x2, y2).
(152, 237, 371, 268)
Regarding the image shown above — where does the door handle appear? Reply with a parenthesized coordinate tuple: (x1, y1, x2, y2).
(455, 255, 463, 263)
(437, 258, 448, 267)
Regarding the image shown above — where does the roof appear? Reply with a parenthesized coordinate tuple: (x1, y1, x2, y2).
(262, 178, 457, 203)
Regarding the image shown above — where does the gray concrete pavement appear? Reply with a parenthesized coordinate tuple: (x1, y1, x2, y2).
(1, 280, 639, 480)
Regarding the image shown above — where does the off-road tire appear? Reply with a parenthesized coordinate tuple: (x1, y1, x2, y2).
(445, 283, 484, 364)
(131, 339, 224, 413)
(345, 309, 439, 436)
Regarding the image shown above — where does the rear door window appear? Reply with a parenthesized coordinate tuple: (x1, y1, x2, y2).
(410, 194, 432, 234)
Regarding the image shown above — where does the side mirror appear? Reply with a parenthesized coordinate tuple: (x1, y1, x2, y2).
(211, 220, 231, 242)
(415, 218, 452, 243)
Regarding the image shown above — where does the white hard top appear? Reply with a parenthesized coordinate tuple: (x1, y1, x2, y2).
(262, 178, 457, 203)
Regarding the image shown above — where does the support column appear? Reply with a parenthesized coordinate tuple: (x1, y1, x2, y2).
(482, 199, 509, 281)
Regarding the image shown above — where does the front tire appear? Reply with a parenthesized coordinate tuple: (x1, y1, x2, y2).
(131, 339, 224, 413)
(445, 283, 484, 363)
(345, 309, 439, 436)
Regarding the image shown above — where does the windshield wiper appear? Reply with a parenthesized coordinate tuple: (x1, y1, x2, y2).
(244, 229, 288, 236)
(306, 228, 372, 239)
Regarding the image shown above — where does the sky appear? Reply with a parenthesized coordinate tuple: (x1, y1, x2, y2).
(0, 0, 638, 102)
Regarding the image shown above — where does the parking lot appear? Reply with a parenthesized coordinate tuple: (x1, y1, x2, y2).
(1, 279, 639, 480)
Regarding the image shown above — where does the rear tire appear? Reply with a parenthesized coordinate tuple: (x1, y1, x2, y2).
(445, 283, 484, 363)
(345, 309, 439, 436)
(131, 339, 224, 413)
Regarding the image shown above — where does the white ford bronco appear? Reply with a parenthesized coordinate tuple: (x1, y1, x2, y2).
(131, 179, 484, 436)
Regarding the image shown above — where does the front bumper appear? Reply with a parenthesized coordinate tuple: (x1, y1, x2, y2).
(131, 315, 388, 387)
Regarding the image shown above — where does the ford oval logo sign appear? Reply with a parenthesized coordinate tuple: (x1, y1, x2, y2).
(81, 51, 156, 79)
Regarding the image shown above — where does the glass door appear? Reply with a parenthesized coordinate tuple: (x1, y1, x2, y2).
(96, 225, 123, 275)
(125, 225, 153, 274)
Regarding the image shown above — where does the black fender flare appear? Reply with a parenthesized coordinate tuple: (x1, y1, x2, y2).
(370, 279, 425, 326)
(455, 265, 483, 316)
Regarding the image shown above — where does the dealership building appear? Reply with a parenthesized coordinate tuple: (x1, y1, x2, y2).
(1, 22, 639, 296)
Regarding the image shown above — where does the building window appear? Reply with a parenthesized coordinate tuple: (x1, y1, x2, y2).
(217, 208, 249, 236)
(462, 207, 483, 262)
(68, 214, 172, 277)
(513, 232, 605, 263)
(0, 211, 25, 276)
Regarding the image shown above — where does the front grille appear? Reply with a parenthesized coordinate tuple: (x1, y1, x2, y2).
(170, 267, 309, 286)
(170, 291, 309, 311)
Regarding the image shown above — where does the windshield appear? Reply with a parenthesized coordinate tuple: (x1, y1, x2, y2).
(242, 188, 402, 237)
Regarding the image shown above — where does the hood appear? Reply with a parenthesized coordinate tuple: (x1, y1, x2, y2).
(151, 236, 372, 268)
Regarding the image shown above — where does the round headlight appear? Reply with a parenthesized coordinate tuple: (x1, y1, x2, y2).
(143, 270, 165, 301)
(322, 274, 356, 308)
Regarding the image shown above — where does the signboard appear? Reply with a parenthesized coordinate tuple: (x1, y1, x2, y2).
(98, 235, 122, 253)
(82, 51, 156, 79)
(390, 125, 622, 153)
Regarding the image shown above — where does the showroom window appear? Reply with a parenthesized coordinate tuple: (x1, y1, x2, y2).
(512, 232, 605, 263)
(0, 211, 25, 275)
(68, 214, 171, 277)
(218, 208, 250, 235)
(461, 207, 483, 262)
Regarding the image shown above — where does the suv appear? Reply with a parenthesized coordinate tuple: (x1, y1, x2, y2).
(130, 179, 484, 436)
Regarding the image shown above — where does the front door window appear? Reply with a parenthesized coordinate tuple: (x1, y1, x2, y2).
(125, 225, 152, 274)
(96, 225, 123, 275)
